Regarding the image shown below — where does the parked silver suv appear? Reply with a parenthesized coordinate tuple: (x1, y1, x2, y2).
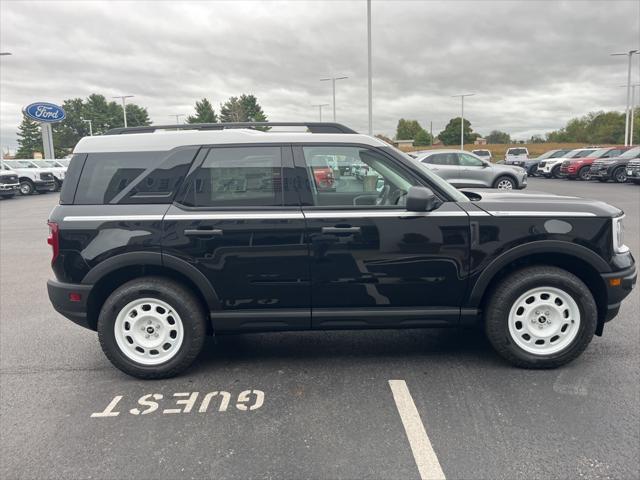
(414, 149, 527, 190)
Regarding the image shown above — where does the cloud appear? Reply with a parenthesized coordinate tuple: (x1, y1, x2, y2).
(1, 0, 638, 151)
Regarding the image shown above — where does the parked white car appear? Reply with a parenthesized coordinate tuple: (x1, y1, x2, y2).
(5, 159, 67, 191)
(504, 147, 529, 166)
(1, 161, 57, 195)
(472, 149, 492, 161)
(0, 165, 20, 199)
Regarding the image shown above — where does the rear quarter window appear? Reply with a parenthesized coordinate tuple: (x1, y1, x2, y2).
(73, 147, 198, 204)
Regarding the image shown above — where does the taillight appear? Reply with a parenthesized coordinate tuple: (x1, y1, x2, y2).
(47, 221, 59, 265)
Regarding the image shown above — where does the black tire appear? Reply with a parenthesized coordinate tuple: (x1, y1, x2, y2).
(578, 166, 590, 181)
(612, 167, 627, 183)
(484, 266, 597, 369)
(493, 175, 516, 190)
(551, 165, 562, 179)
(54, 179, 62, 191)
(97, 276, 207, 379)
(19, 180, 34, 196)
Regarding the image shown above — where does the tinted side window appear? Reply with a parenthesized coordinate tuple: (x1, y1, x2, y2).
(74, 149, 197, 205)
(425, 153, 457, 166)
(180, 146, 283, 207)
(59, 153, 87, 204)
(459, 153, 484, 167)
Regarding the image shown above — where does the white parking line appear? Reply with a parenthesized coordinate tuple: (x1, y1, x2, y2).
(388, 380, 446, 480)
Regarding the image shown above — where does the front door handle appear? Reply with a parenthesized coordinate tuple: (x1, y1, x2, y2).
(185, 228, 223, 236)
(321, 226, 361, 234)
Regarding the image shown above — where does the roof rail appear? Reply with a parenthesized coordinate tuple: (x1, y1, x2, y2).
(104, 122, 358, 135)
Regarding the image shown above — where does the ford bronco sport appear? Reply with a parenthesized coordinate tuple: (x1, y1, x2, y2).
(46, 122, 637, 379)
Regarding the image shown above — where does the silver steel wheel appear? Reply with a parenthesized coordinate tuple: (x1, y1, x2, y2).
(19, 182, 33, 195)
(497, 178, 514, 190)
(507, 286, 581, 355)
(114, 298, 184, 365)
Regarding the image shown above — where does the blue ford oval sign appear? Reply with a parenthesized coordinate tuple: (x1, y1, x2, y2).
(23, 102, 66, 123)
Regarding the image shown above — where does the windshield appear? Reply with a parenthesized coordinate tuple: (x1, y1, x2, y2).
(386, 147, 468, 202)
(619, 147, 640, 159)
(535, 150, 558, 160)
(551, 149, 571, 158)
(8, 160, 37, 168)
(566, 149, 595, 158)
(507, 148, 527, 155)
(589, 148, 614, 159)
(34, 160, 58, 167)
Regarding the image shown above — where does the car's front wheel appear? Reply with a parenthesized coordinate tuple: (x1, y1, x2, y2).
(578, 166, 591, 181)
(484, 266, 597, 368)
(612, 167, 627, 183)
(551, 165, 562, 179)
(19, 180, 34, 195)
(493, 176, 515, 190)
(97, 277, 207, 379)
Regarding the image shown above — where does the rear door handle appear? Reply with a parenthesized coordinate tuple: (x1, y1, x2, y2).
(321, 226, 361, 234)
(185, 228, 223, 236)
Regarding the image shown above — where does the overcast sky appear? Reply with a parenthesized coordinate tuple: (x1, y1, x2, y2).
(1, 0, 639, 151)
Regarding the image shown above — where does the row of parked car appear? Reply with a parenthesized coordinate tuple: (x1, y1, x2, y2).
(472, 146, 640, 184)
(0, 159, 69, 199)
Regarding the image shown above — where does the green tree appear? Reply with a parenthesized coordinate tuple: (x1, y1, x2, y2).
(414, 129, 433, 146)
(15, 116, 42, 158)
(51, 94, 151, 156)
(395, 119, 423, 140)
(219, 94, 268, 123)
(486, 130, 511, 144)
(187, 98, 218, 123)
(438, 117, 478, 146)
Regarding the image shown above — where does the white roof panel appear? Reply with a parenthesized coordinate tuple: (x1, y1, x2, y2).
(73, 129, 385, 153)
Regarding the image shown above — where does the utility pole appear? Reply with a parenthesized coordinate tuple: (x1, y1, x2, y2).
(312, 103, 330, 122)
(320, 76, 348, 122)
(82, 119, 93, 136)
(367, 0, 373, 135)
(430, 121, 433, 146)
(452, 93, 475, 151)
(630, 84, 639, 146)
(170, 114, 185, 124)
(611, 50, 638, 145)
(113, 95, 134, 128)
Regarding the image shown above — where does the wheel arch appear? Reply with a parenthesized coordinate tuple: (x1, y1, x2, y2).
(493, 173, 518, 188)
(469, 241, 610, 334)
(83, 252, 220, 331)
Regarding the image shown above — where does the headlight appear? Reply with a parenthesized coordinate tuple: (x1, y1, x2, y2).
(612, 215, 629, 253)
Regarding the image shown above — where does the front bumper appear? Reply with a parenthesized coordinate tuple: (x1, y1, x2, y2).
(0, 183, 19, 194)
(47, 279, 94, 330)
(35, 180, 56, 192)
(600, 263, 637, 323)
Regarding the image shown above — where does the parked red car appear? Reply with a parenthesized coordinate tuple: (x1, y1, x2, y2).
(559, 146, 631, 180)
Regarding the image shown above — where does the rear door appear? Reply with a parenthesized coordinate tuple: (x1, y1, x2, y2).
(421, 152, 460, 184)
(163, 145, 310, 332)
(294, 144, 470, 329)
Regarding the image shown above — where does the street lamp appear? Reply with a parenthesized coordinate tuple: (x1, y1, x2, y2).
(113, 95, 134, 128)
(82, 119, 93, 136)
(451, 93, 475, 151)
(311, 103, 330, 122)
(320, 76, 348, 122)
(611, 50, 638, 145)
(366, 0, 373, 135)
(170, 114, 185, 124)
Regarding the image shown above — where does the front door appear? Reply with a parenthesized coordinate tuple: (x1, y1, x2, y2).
(458, 152, 491, 187)
(163, 145, 310, 332)
(294, 145, 470, 329)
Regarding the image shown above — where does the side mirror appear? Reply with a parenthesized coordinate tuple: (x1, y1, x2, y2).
(406, 186, 440, 212)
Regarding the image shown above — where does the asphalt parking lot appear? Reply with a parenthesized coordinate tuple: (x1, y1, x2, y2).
(1, 177, 638, 480)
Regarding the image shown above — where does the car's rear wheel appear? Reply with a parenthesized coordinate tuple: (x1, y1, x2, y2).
(493, 176, 515, 190)
(613, 167, 627, 183)
(551, 165, 562, 178)
(19, 180, 34, 195)
(484, 266, 597, 368)
(578, 166, 591, 181)
(98, 277, 207, 379)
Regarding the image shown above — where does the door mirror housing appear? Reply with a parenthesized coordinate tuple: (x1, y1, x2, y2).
(406, 186, 440, 212)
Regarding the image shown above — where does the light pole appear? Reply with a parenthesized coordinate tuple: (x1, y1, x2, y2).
(452, 93, 475, 150)
(0, 53, 11, 159)
(320, 76, 348, 122)
(366, 0, 373, 135)
(312, 103, 330, 122)
(170, 114, 185, 124)
(82, 119, 93, 136)
(619, 83, 640, 145)
(113, 95, 134, 128)
(611, 50, 638, 145)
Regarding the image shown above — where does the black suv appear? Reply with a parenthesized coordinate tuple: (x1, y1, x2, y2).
(47, 123, 637, 378)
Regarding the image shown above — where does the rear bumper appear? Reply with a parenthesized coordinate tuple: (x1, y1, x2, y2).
(600, 264, 637, 322)
(47, 279, 94, 330)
